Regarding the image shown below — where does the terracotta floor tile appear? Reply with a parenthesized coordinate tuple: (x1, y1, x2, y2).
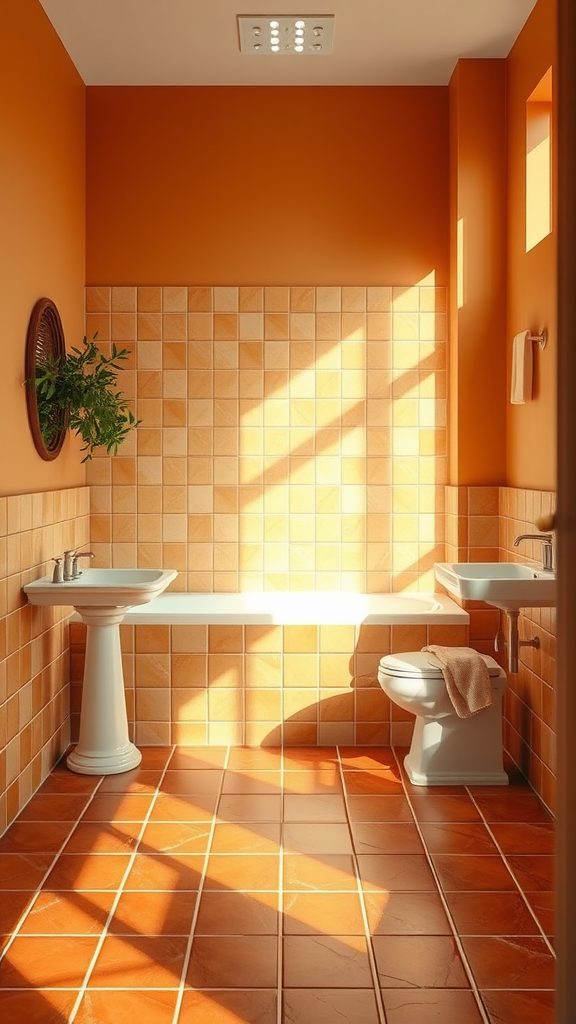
(81, 794, 154, 822)
(343, 770, 403, 795)
(179, 989, 277, 1024)
(365, 891, 451, 935)
(211, 822, 281, 854)
(138, 821, 211, 854)
(136, 747, 173, 769)
(221, 770, 282, 794)
(480, 988, 555, 1024)
(419, 822, 498, 855)
(461, 935, 555, 989)
(283, 794, 347, 822)
(98, 769, 163, 794)
(186, 935, 278, 987)
(110, 889, 198, 935)
(283, 770, 342, 795)
(489, 822, 555, 855)
(382, 989, 484, 1023)
(195, 890, 278, 934)
(357, 854, 437, 892)
(283, 854, 358, 891)
(445, 892, 542, 936)
(149, 794, 217, 822)
(0, 853, 54, 890)
(18, 889, 115, 935)
(283, 891, 365, 935)
(372, 934, 469, 988)
(525, 891, 554, 935)
(282, 747, 338, 770)
(124, 853, 204, 891)
(283, 934, 372, 987)
(282, 989, 379, 1024)
(63, 821, 141, 854)
(217, 794, 283, 822)
(169, 747, 228, 770)
(410, 795, 482, 822)
(75, 988, 178, 1024)
(204, 854, 279, 891)
(17, 794, 91, 821)
(0, 934, 98, 987)
(432, 855, 517, 892)
(36, 773, 100, 795)
(352, 822, 424, 855)
(161, 770, 223, 795)
(0, 891, 35, 934)
(506, 855, 554, 892)
(283, 823, 353, 854)
(0, 989, 79, 1024)
(227, 748, 283, 770)
(346, 795, 413, 822)
(473, 793, 553, 823)
(0, 822, 74, 854)
(43, 853, 131, 891)
(89, 934, 188, 987)
(339, 747, 400, 770)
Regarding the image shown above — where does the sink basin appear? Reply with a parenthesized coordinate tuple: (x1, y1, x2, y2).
(23, 567, 177, 777)
(434, 562, 556, 611)
(24, 568, 177, 608)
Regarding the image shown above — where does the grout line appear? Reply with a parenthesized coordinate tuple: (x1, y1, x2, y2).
(66, 746, 178, 1023)
(390, 747, 491, 1024)
(170, 745, 231, 1024)
(0, 769, 108, 963)
(335, 746, 388, 1024)
(465, 787, 556, 958)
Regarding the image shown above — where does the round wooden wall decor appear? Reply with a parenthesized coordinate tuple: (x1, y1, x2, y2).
(25, 297, 68, 460)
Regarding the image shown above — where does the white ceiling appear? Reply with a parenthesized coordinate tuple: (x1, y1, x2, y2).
(39, 0, 538, 86)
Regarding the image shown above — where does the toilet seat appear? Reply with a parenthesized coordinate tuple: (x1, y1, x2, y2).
(378, 651, 503, 680)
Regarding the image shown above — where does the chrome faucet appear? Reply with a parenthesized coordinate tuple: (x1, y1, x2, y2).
(71, 551, 95, 578)
(62, 549, 95, 580)
(513, 533, 554, 573)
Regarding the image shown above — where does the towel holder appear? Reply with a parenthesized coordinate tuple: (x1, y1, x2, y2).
(528, 328, 547, 350)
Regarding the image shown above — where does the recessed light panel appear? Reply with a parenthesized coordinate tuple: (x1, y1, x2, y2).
(238, 15, 334, 55)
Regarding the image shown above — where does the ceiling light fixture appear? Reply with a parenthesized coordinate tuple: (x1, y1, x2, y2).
(237, 15, 335, 55)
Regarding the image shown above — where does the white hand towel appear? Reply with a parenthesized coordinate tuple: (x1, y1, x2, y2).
(510, 330, 532, 404)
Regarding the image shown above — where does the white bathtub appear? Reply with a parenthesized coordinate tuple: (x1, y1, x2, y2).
(119, 591, 468, 626)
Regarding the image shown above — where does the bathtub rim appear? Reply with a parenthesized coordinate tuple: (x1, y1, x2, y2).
(70, 590, 469, 626)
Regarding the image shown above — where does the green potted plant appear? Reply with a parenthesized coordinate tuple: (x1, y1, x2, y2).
(32, 334, 140, 462)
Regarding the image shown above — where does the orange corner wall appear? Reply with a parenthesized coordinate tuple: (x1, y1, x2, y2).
(0, 0, 86, 495)
(506, 0, 557, 490)
(86, 86, 449, 287)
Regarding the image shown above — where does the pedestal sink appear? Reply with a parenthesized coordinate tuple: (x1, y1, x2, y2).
(24, 568, 177, 775)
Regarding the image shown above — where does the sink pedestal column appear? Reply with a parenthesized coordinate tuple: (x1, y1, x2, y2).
(67, 606, 142, 775)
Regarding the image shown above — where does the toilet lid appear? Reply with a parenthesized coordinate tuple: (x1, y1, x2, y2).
(378, 651, 502, 679)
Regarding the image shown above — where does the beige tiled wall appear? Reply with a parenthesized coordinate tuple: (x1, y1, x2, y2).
(86, 284, 447, 593)
(70, 618, 468, 749)
(445, 484, 557, 813)
(0, 487, 90, 832)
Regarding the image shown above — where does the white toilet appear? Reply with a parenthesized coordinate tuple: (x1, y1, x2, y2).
(377, 651, 508, 786)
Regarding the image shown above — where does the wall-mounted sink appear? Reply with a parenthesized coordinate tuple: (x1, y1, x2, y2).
(434, 562, 556, 612)
(24, 567, 177, 776)
(24, 568, 177, 609)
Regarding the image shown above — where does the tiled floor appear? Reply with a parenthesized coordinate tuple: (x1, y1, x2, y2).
(0, 747, 555, 1024)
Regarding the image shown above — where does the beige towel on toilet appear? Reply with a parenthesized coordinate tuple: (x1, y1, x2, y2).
(422, 645, 494, 719)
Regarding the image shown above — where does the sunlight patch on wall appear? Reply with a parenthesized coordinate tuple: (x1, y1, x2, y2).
(525, 68, 552, 254)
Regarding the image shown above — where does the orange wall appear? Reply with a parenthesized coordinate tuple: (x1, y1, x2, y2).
(0, 0, 86, 496)
(448, 60, 507, 485)
(86, 86, 449, 287)
(506, 0, 557, 489)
